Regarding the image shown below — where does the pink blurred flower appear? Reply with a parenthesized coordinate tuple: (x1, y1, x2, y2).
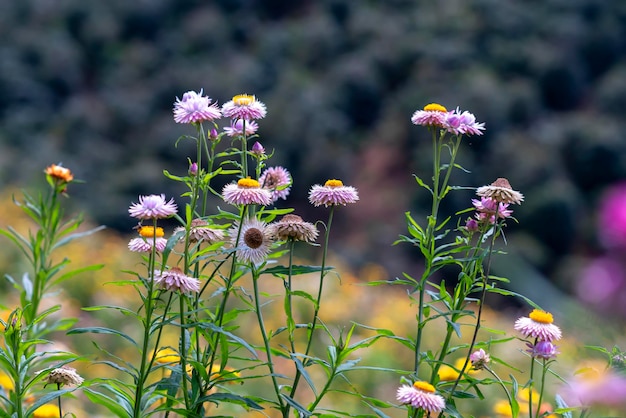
(173, 90, 221, 124)
(561, 365, 626, 408)
(598, 182, 626, 250)
(411, 103, 448, 127)
(576, 256, 626, 316)
(309, 179, 359, 207)
(153, 267, 200, 293)
(222, 94, 267, 120)
(223, 119, 259, 137)
(396, 381, 445, 413)
(259, 166, 291, 202)
(129, 194, 177, 219)
(444, 107, 485, 136)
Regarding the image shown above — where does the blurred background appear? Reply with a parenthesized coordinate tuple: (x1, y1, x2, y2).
(2, 0, 626, 415)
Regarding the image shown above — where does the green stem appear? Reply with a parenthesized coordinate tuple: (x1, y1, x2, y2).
(252, 266, 285, 411)
(528, 350, 535, 418)
(179, 295, 191, 410)
(57, 383, 63, 418)
(535, 359, 548, 418)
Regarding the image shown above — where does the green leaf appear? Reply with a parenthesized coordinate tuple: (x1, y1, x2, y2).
(280, 394, 312, 416)
(52, 225, 106, 249)
(199, 392, 264, 410)
(25, 388, 76, 415)
(260, 265, 333, 277)
(83, 388, 131, 418)
(68, 327, 137, 347)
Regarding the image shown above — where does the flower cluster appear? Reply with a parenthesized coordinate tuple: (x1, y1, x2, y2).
(515, 309, 561, 360)
(411, 103, 485, 135)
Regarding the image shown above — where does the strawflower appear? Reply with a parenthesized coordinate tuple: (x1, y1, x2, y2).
(221, 94, 267, 120)
(173, 90, 221, 124)
(396, 381, 445, 413)
(527, 340, 559, 360)
(153, 267, 200, 294)
(469, 348, 491, 370)
(411, 103, 448, 127)
(259, 166, 291, 202)
(222, 178, 273, 206)
(45, 164, 73, 183)
(444, 107, 485, 136)
(251, 141, 265, 156)
(128, 226, 167, 252)
(223, 118, 259, 137)
(129, 194, 177, 219)
(476, 178, 524, 205)
(472, 196, 513, 223)
(229, 218, 273, 265)
(308, 179, 359, 207)
(561, 363, 626, 407)
(174, 219, 225, 244)
(268, 214, 318, 242)
(43, 366, 84, 387)
(514, 309, 562, 342)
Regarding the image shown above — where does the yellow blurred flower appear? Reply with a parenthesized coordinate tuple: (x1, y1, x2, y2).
(437, 358, 479, 381)
(154, 348, 180, 364)
(33, 404, 60, 418)
(0, 372, 13, 391)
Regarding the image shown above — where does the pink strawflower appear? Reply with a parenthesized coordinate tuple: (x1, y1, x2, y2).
(128, 237, 167, 252)
(153, 267, 200, 293)
(514, 309, 562, 342)
(229, 218, 273, 265)
(222, 178, 273, 206)
(527, 341, 559, 360)
(129, 194, 177, 219)
(251, 141, 265, 156)
(221, 94, 267, 120)
(444, 107, 485, 136)
(562, 364, 626, 408)
(411, 103, 448, 127)
(173, 90, 222, 124)
(309, 179, 359, 207)
(576, 256, 626, 316)
(259, 166, 291, 202)
(223, 119, 259, 137)
(469, 348, 491, 370)
(396, 381, 445, 413)
(598, 182, 626, 250)
(472, 197, 513, 224)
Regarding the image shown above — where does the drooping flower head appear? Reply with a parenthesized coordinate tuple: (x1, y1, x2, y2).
(43, 366, 84, 387)
(229, 218, 273, 265)
(396, 381, 446, 413)
(223, 118, 259, 137)
(476, 178, 524, 205)
(173, 219, 225, 244)
(259, 166, 292, 202)
(153, 267, 200, 294)
(444, 107, 485, 136)
(128, 226, 167, 252)
(527, 341, 559, 360)
(411, 103, 448, 127)
(129, 194, 178, 219)
(469, 348, 491, 370)
(268, 214, 318, 242)
(514, 309, 562, 342)
(45, 164, 74, 183)
(173, 90, 222, 124)
(472, 197, 513, 224)
(308, 179, 359, 207)
(222, 178, 273, 206)
(221, 94, 267, 120)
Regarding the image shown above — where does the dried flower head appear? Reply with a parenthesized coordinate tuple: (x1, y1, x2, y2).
(45, 164, 74, 182)
(173, 90, 222, 124)
(396, 381, 446, 413)
(223, 118, 259, 137)
(129, 194, 178, 219)
(222, 178, 273, 206)
(514, 309, 562, 342)
(153, 267, 200, 294)
(268, 214, 318, 242)
(173, 219, 225, 244)
(221, 94, 267, 120)
(229, 218, 273, 265)
(260, 166, 292, 202)
(308, 179, 359, 207)
(476, 178, 524, 205)
(444, 107, 485, 136)
(411, 103, 448, 127)
(43, 366, 84, 387)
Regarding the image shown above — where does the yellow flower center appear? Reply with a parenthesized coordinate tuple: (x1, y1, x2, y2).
(413, 381, 436, 393)
(529, 309, 554, 324)
(324, 179, 344, 187)
(423, 103, 447, 112)
(233, 94, 255, 106)
(138, 226, 164, 238)
(237, 177, 260, 188)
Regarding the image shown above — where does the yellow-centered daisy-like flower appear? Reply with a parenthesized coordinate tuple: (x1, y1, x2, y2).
(514, 309, 562, 342)
(45, 164, 74, 182)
